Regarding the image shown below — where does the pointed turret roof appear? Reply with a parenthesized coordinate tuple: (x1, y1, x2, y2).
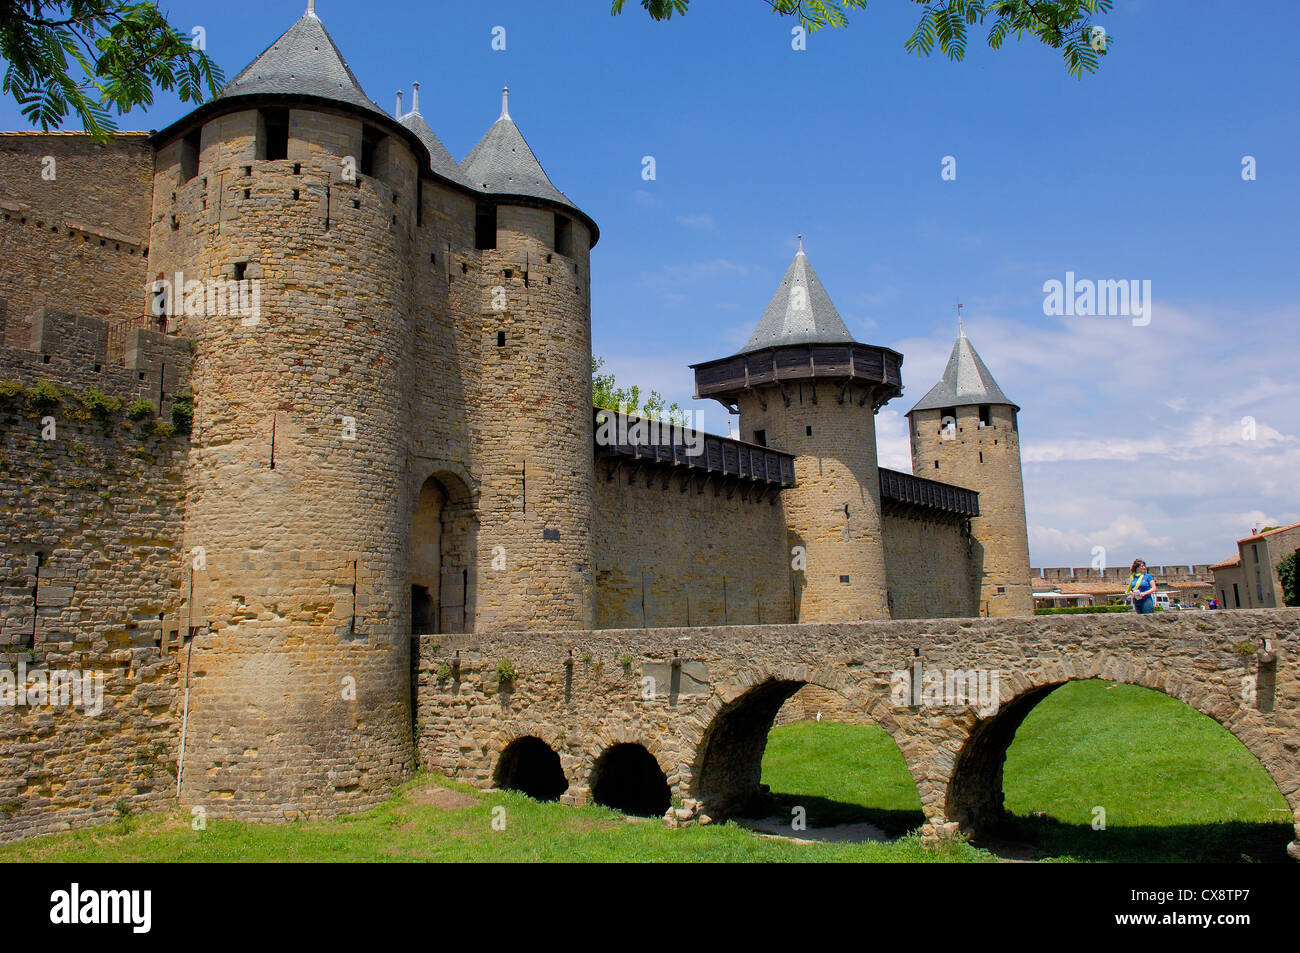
(218, 4, 385, 117)
(398, 83, 467, 185)
(908, 330, 1017, 413)
(739, 237, 855, 353)
(459, 87, 579, 212)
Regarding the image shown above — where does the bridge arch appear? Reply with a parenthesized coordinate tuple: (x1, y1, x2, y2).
(941, 661, 1298, 857)
(590, 743, 671, 817)
(494, 735, 568, 802)
(688, 665, 909, 820)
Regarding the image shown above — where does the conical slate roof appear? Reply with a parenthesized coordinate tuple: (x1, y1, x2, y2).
(460, 88, 578, 211)
(398, 85, 467, 185)
(908, 331, 1017, 413)
(219, 6, 385, 118)
(739, 239, 855, 353)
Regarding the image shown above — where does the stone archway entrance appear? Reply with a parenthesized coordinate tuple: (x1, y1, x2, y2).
(591, 744, 671, 817)
(496, 737, 569, 802)
(411, 473, 476, 634)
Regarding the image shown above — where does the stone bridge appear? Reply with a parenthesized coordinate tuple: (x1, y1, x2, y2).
(416, 609, 1300, 858)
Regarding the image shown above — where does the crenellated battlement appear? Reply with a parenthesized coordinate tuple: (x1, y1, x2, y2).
(0, 307, 191, 414)
(1033, 565, 1215, 584)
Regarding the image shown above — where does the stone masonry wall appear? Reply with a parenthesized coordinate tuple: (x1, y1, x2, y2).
(0, 323, 188, 843)
(773, 683, 855, 725)
(882, 512, 980, 619)
(452, 204, 595, 631)
(1239, 528, 1300, 609)
(592, 466, 793, 628)
(0, 133, 153, 348)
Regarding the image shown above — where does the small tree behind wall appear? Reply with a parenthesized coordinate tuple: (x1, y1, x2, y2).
(1278, 550, 1299, 608)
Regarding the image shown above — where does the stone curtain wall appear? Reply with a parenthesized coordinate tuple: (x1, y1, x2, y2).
(416, 608, 1300, 858)
(0, 320, 189, 843)
(592, 471, 793, 629)
(0, 134, 154, 348)
(882, 512, 980, 619)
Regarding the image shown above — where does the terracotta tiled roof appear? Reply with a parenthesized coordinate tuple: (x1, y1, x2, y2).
(1236, 521, 1300, 546)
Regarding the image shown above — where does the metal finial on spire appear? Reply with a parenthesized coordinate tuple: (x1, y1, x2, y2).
(395, 90, 403, 118)
(411, 81, 421, 115)
(958, 303, 965, 337)
(500, 85, 510, 120)
(796, 234, 804, 256)
(306, 0, 317, 17)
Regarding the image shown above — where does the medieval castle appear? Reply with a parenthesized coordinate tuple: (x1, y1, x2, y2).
(0, 6, 1049, 839)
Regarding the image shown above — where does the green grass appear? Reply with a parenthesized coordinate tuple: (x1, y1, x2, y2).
(997, 680, 1292, 861)
(760, 721, 925, 834)
(0, 773, 984, 863)
(760, 680, 1293, 862)
(0, 680, 1289, 862)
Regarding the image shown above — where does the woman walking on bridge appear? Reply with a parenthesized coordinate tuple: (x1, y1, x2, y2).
(1127, 559, 1157, 614)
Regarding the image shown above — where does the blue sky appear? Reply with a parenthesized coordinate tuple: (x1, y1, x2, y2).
(4, 0, 1296, 568)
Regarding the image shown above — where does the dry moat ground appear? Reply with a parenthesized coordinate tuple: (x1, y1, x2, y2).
(1, 681, 1290, 863)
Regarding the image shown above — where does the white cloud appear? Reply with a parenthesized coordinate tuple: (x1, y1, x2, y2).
(875, 409, 912, 471)
(677, 212, 714, 229)
(887, 298, 1300, 566)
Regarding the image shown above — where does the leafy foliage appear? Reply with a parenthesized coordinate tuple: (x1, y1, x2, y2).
(1033, 604, 1130, 615)
(592, 356, 686, 425)
(79, 387, 121, 418)
(170, 391, 193, 435)
(612, 0, 1113, 77)
(495, 658, 517, 685)
(24, 379, 63, 411)
(0, 1, 225, 139)
(125, 397, 154, 419)
(1277, 552, 1298, 608)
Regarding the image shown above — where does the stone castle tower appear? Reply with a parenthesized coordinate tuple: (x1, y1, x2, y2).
(907, 329, 1033, 616)
(692, 239, 904, 621)
(0, 4, 1035, 837)
(144, 6, 598, 816)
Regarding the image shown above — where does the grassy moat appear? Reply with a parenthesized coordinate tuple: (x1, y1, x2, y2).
(2, 681, 1290, 863)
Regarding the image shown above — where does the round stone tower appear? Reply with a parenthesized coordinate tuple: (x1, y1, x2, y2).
(149, 6, 433, 818)
(692, 239, 902, 622)
(906, 327, 1032, 616)
(455, 87, 598, 631)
